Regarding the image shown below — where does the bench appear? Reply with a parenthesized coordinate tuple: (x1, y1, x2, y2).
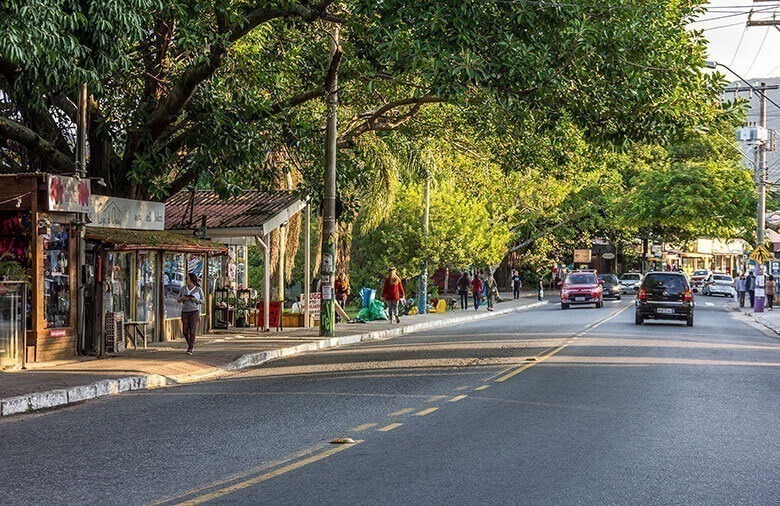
(124, 321, 151, 350)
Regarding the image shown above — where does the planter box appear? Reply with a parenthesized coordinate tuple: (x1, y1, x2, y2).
(281, 314, 315, 328)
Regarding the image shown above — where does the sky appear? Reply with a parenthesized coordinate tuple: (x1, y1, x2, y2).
(690, 0, 780, 80)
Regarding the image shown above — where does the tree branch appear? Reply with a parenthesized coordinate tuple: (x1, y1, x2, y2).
(337, 95, 446, 149)
(0, 116, 76, 173)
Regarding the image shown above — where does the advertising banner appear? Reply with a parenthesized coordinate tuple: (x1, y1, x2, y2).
(46, 175, 90, 213)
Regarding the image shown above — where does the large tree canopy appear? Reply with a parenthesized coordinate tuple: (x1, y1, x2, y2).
(1, 0, 725, 202)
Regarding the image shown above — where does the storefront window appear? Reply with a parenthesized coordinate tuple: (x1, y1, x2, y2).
(135, 252, 156, 334)
(163, 252, 185, 319)
(105, 252, 132, 315)
(43, 223, 70, 328)
(208, 256, 223, 293)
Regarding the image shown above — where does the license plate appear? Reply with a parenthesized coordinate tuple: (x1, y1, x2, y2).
(575, 297, 585, 301)
(657, 308, 674, 314)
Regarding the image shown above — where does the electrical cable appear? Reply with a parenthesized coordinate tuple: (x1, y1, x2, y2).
(728, 24, 749, 68)
(745, 27, 772, 77)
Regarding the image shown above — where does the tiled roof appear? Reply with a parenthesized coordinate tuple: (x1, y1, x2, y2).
(165, 190, 302, 232)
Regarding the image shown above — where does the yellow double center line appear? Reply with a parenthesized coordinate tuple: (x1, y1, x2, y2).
(494, 303, 632, 383)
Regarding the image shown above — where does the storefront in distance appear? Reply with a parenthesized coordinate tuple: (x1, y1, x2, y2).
(84, 196, 225, 353)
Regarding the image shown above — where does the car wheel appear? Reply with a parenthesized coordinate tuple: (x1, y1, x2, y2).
(686, 314, 694, 327)
(635, 313, 643, 325)
(616, 294, 622, 301)
(561, 303, 569, 310)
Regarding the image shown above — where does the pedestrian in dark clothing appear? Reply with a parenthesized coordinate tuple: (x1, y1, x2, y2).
(471, 273, 484, 311)
(457, 272, 471, 310)
(178, 273, 203, 355)
(766, 275, 775, 310)
(747, 272, 756, 307)
(736, 274, 747, 307)
(511, 270, 522, 299)
(537, 276, 544, 301)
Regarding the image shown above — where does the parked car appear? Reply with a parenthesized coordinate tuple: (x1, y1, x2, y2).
(619, 272, 643, 294)
(702, 273, 735, 297)
(635, 271, 694, 326)
(597, 273, 621, 300)
(560, 271, 603, 309)
(689, 269, 711, 291)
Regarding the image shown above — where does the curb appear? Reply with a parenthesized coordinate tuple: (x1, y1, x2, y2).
(0, 300, 547, 417)
(724, 302, 780, 337)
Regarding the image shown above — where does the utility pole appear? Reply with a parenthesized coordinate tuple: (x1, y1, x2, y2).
(723, 81, 778, 245)
(76, 83, 88, 353)
(417, 175, 430, 315)
(320, 25, 340, 337)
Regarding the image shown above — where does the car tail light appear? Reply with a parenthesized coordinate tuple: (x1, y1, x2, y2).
(637, 288, 647, 300)
(684, 289, 692, 302)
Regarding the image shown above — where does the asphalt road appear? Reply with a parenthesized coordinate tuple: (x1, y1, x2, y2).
(1, 296, 778, 505)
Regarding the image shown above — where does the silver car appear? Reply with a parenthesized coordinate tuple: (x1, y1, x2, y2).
(619, 272, 643, 294)
(702, 274, 735, 297)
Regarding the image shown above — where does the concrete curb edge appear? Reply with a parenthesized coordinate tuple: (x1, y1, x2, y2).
(1, 300, 547, 417)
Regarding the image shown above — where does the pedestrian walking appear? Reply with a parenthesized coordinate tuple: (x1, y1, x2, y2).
(177, 273, 203, 355)
(334, 271, 351, 322)
(457, 271, 471, 310)
(766, 275, 776, 310)
(736, 273, 747, 307)
(747, 271, 756, 307)
(511, 269, 522, 299)
(382, 267, 405, 323)
(484, 272, 498, 311)
(537, 276, 544, 301)
(471, 272, 484, 311)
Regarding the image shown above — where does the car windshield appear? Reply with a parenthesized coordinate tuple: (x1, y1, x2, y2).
(713, 275, 733, 282)
(598, 275, 619, 284)
(644, 274, 688, 291)
(565, 274, 595, 285)
(621, 274, 640, 281)
(693, 270, 708, 276)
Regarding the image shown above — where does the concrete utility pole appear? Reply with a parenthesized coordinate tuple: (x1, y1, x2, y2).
(417, 175, 430, 315)
(320, 25, 340, 337)
(757, 83, 768, 244)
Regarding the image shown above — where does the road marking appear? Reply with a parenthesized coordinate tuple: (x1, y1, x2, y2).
(173, 442, 360, 505)
(378, 423, 403, 432)
(351, 423, 377, 432)
(495, 304, 632, 383)
(389, 408, 415, 416)
(705, 302, 714, 307)
(449, 395, 468, 402)
(415, 407, 439, 416)
(474, 385, 490, 391)
(454, 386, 470, 391)
(425, 395, 447, 402)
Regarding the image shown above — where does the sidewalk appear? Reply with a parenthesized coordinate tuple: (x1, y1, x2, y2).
(726, 298, 780, 336)
(0, 292, 547, 416)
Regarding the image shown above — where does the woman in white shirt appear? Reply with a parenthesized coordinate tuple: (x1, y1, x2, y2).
(177, 273, 203, 355)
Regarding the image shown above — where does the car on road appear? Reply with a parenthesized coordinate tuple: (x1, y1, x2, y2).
(560, 271, 603, 309)
(702, 273, 735, 297)
(635, 271, 694, 326)
(689, 269, 711, 291)
(598, 273, 621, 300)
(619, 272, 643, 294)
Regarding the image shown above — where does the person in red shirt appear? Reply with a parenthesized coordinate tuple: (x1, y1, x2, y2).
(382, 267, 405, 323)
(471, 272, 484, 311)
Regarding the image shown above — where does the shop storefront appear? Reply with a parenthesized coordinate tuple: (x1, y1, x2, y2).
(84, 197, 224, 352)
(0, 174, 90, 364)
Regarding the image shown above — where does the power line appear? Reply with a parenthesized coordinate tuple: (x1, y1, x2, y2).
(729, 24, 750, 68)
(745, 27, 772, 77)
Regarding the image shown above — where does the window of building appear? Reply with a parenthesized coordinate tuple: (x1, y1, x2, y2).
(43, 223, 70, 328)
(163, 252, 185, 320)
(105, 252, 132, 316)
(135, 251, 157, 334)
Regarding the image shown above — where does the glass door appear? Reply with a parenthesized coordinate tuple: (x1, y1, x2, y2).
(135, 251, 157, 340)
(0, 281, 26, 369)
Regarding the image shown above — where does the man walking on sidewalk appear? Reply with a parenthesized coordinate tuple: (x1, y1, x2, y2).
(747, 271, 756, 307)
(736, 273, 747, 308)
(457, 271, 471, 310)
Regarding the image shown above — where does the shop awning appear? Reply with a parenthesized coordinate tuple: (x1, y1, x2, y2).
(85, 227, 226, 253)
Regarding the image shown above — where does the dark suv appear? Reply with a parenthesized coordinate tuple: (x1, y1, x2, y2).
(635, 271, 694, 326)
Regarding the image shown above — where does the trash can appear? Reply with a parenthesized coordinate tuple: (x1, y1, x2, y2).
(359, 288, 376, 308)
(754, 296, 765, 313)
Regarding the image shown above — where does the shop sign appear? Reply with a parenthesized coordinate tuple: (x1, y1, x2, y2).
(89, 196, 165, 230)
(301, 292, 321, 317)
(601, 252, 616, 260)
(573, 249, 592, 263)
(46, 175, 90, 213)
